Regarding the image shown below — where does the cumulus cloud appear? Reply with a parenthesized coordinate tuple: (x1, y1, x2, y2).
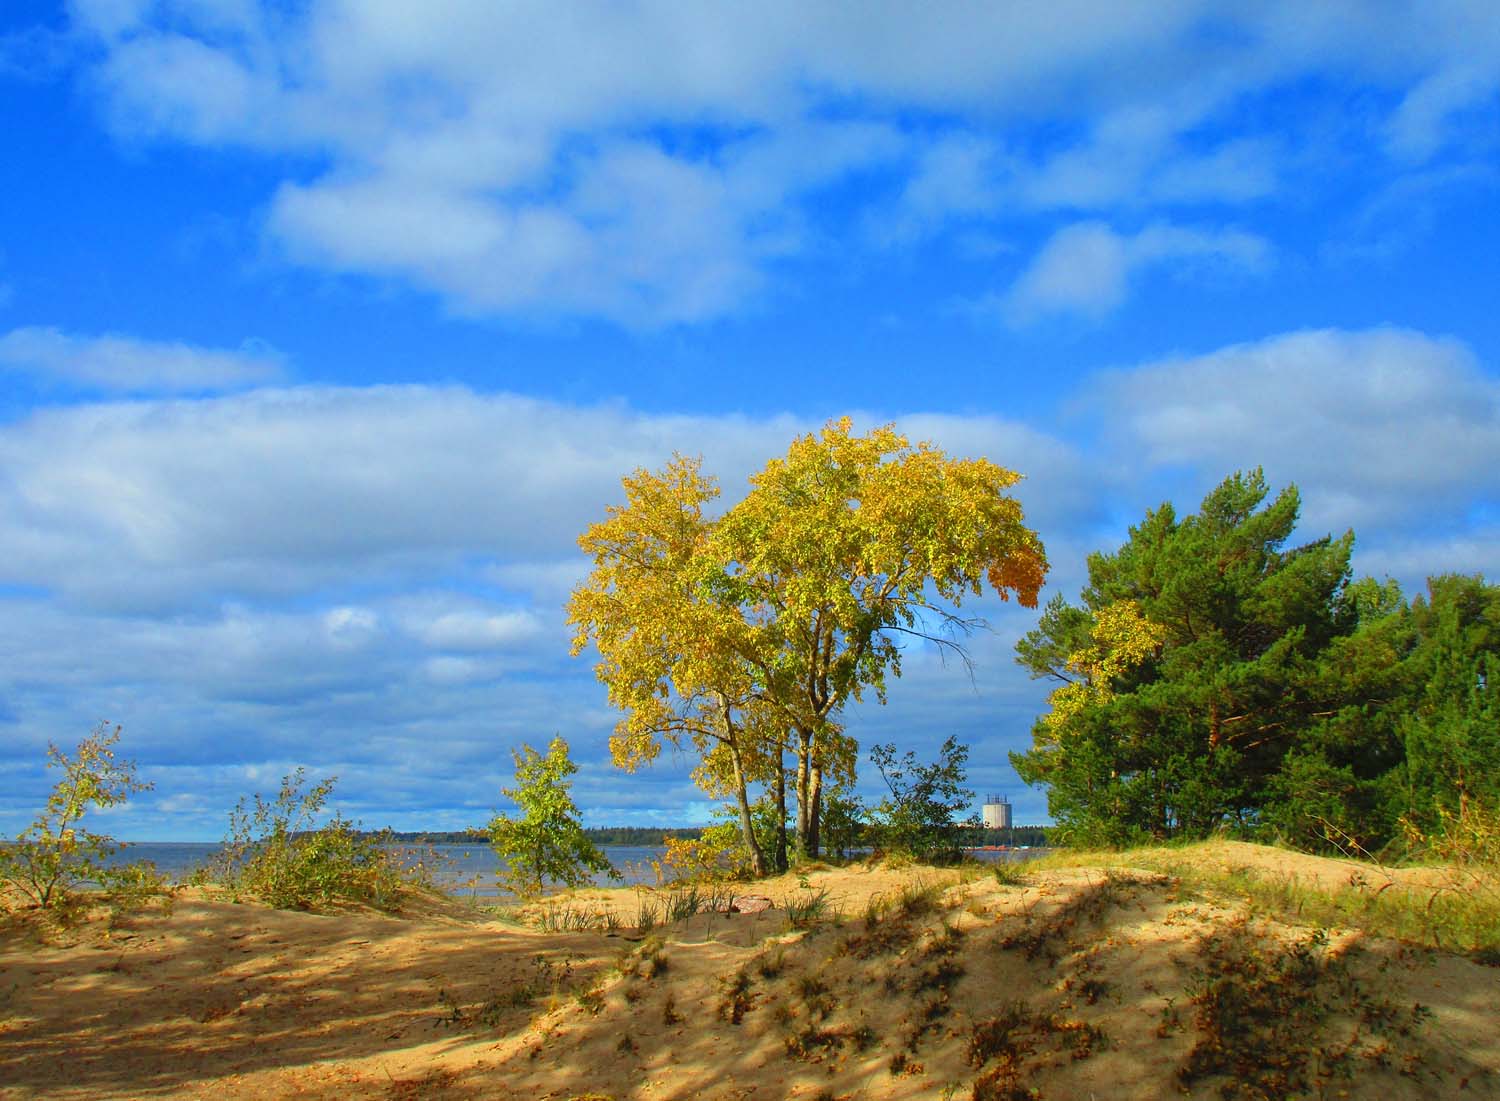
(55, 2, 1500, 325)
(1002, 221, 1269, 324)
(0, 327, 284, 392)
(1090, 327, 1500, 545)
(0, 386, 1087, 612)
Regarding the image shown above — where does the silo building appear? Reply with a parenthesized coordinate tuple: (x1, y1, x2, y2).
(981, 794, 1012, 831)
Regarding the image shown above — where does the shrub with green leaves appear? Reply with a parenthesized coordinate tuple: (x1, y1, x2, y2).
(0, 723, 169, 921)
(488, 736, 618, 898)
(203, 769, 426, 911)
(868, 735, 974, 863)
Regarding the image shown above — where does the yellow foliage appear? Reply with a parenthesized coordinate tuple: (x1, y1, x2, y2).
(567, 419, 1048, 864)
(652, 824, 749, 883)
(1040, 600, 1166, 739)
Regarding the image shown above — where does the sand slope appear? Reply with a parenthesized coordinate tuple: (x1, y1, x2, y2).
(2, 845, 1497, 1100)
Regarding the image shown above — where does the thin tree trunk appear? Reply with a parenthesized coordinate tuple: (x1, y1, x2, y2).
(773, 740, 789, 873)
(729, 742, 768, 877)
(794, 730, 812, 860)
(807, 762, 823, 857)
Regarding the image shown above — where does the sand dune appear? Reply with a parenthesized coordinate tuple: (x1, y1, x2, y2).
(3, 844, 1497, 1100)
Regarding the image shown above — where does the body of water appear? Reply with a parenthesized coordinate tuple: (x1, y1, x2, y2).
(110, 842, 668, 897)
(111, 841, 1044, 899)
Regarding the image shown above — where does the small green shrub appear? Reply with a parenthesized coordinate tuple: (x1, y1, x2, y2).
(201, 769, 425, 911)
(0, 724, 170, 923)
(489, 737, 618, 899)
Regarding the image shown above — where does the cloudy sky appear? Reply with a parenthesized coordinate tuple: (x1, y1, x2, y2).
(1, 2, 1497, 839)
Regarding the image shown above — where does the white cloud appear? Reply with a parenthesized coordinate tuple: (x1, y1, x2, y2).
(60, 3, 1500, 326)
(0, 327, 284, 392)
(1002, 220, 1269, 324)
(875, 133, 1006, 244)
(323, 606, 380, 645)
(416, 609, 542, 651)
(1091, 327, 1500, 542)
(1386, 66, 1500, 162)
(1016, 104, 1280, 211)
(0, 386, 1083, 613)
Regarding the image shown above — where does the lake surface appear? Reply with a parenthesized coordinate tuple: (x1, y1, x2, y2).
(110, 842, 668, 897)
(111, 841, 1043, 899)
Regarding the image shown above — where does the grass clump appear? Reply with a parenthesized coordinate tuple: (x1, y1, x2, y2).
(632, 892, 662, 932)
(663, 884, 707, 922)
(784, 886, 836, 929)
(532, 901, 621, 933)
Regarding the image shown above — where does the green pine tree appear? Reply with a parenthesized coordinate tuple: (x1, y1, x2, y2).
(1011, 470, 1378, 844)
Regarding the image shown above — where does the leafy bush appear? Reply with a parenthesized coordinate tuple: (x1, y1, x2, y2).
(868, 735, 974, 863)
(0, 724, 169, 922)
(653, 820, 753, 883)
(818, 789, 866, 861)
(202, 769, 427, 911)
(488, 736, 618, 898)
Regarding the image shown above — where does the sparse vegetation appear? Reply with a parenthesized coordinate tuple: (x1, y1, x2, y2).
(617, 936, 668, 982)
(718, 968, 754, 1023)
(0, 724, 170, 923)
(783, 886, 835, 929)
(437, 953, 583, 1030)
(1179, 918, 1431, 1099)
(199, 769, 431, 911)
(998, 870, 1166, 962)
(991, 860, 1030, 886)
(632, 891, 662, 932)
(532, 901, 621, 933)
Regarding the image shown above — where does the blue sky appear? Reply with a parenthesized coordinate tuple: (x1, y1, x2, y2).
(1, 2, 1497, 840)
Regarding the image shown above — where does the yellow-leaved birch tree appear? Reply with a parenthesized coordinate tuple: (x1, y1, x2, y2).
(569, 420, 1047, 867)
(567, 456, 777, 875)
(711, 419, 1047, 855)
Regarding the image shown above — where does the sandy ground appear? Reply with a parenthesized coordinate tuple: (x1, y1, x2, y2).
(2, 845, 1497, 1100)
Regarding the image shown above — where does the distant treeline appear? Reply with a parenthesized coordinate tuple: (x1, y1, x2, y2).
(375, 824, 1051, 848)
(968, 825, 1051, 847)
